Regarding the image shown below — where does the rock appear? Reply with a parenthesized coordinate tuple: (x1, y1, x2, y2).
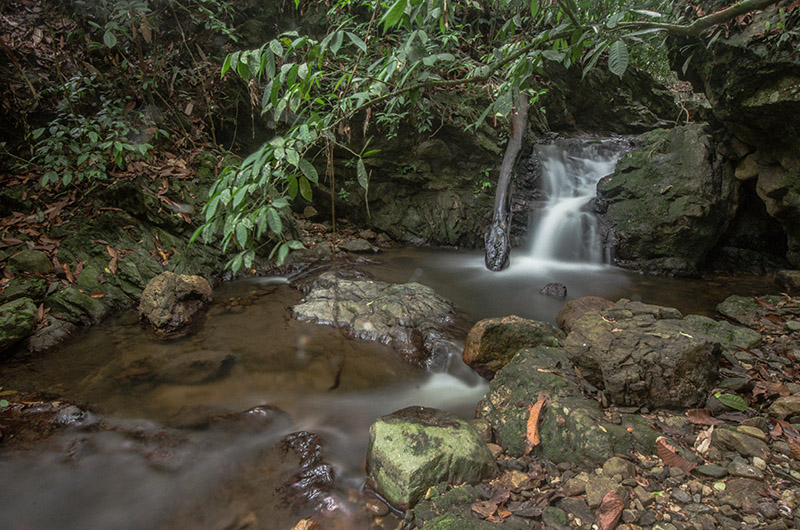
(718, 478, 766, 513)
(596, 125, 738, 274)
(682, 314, 762, 351)
(25, 318, 76, 352)
(737, 425, 768, 442)
(696, 464, 728, 478)
(8, 249, 52, 274)
(768, 394, 800, 417)
(563, 300, 720, 408)
(735, 154, 759, 181)
(366, 406, 496, 509)
(555, 498, 593, 527)
(157, 350, 237, 384)
(541, 506, 569, 529)
(585, 476, 625, 509)
(476, 347, 657, 461)
(716, 294, 791, 333)
(603, 456, 636, 479)
(562, 475, 588, 497)
(671, 489, 692, 504)
(776, 270, 800, 292)
(139, 272, 213, 334)
(0, 277, 48, 305)
(45, 287, 108, 325)
(0, 298, 39, 354)
(539, 282, 567, 298)
(555, 296, 615, 334)
(461, 315, 564, 378)
(728, 461, 764, 480)
(292, 271, 455, 366)
(338, 239, 377, 253)
(412, 485, 529, 530)
(713, 428, 770, 459)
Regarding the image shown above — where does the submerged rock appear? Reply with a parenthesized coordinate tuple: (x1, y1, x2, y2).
(462, 315, 564, 379)
(25, 317, 76, 352)
(139, 271, 213, 334)
(563, 299, 720, 408)
(157, 350, 237, 385)
(0, 297, 39, 354)
(477, 346, 657, 462)
(366, 406, 496, 509)
(292, 271, 455, 366)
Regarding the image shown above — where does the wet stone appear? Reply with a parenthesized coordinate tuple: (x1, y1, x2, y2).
(696, 464, 728, 478)
(539, 282, 567, 298)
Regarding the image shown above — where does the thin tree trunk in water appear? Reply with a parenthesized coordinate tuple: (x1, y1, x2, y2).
(485, 93, 529, 271)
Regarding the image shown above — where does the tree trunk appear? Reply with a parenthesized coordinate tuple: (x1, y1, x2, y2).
(485, 93, 530, 271)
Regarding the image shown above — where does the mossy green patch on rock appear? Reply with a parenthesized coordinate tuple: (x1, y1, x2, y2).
(8, 249, 52, 274)
(0, 277, 48, 305)
(45, 287, 108, 324)
(366, 406, 496, 509)
(0, 298, 39, 354)
(683, 314, 762, 351)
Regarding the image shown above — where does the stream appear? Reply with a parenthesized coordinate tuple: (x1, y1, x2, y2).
(0, 140, 778, 530)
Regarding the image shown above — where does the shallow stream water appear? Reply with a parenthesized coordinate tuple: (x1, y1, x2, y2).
(0, 247, 776, 530)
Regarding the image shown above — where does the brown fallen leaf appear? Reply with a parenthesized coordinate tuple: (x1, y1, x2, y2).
(686, 408, 721, 426)
(524, 391, 551, 454)
(89, 292, 106, 298)
(788, 441, 800, 461)
(656, 437, 698, 474)
(471, 500, 498, 519)
(595, 490, 624, 530)
(290, 519, 319, 530)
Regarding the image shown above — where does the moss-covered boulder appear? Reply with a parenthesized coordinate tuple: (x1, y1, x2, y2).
(413, 485, 529, 530)
(462, 315, 564, 379)
(563, 299, 720, 409)
(366, 406, 496, 509)
(683, 314, 762, 352)
(477, 347, 657, 462)
(139, 272, 213, 334)
(716, 294, 800, 333)
(45, 287, 108, 324)
(0, 277, 48, 305)
(8, 249, 52, 274)
(596, 124, 738, 274)
(0, 297, 39, 354)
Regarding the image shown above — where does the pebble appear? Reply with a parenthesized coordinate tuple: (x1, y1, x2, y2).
(634, 485, 654, 506)
(753, 456, 767, 470)
(603, 457, 635, 479)
(737, 425, 767, 442)
(728, 460, 764, 480)
(671, 489, 692, 504)
(696, 464, 728, 478)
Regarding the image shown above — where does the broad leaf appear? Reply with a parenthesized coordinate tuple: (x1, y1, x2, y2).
(381, 0, 408, 31)
(298, 158, 318, 184)
(607, 40, 629, 79)
(356, 158, 368, 190)
(103, 30, 117, 49)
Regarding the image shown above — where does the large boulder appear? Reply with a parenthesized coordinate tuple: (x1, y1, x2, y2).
(139, 272, 213, 333)
(366, 406, 496, 509)
(562, 299, 720, 409)
(8, 249, 52, 274)
(668, 2, 800, 266)
(555, 296, 615, 334)
(596, 124, 738, 274)
(462, 315, 564, 379)
(292, 271, 455, 366)
(0, 297, 39, 354)
(476, 347, 657, 462)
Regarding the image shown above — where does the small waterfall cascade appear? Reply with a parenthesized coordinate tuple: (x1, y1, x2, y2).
(526, 139, 626, 265)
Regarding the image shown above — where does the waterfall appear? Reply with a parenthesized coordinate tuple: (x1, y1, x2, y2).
(524, 139, 626, 267)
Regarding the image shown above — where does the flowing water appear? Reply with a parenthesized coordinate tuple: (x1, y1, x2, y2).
(0, 140, 778, 530)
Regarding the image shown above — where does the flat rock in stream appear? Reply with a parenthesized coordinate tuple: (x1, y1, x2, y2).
(291, 271, 455, 366)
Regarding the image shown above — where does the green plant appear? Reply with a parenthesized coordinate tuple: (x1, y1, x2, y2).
(474, 168, 493, 196)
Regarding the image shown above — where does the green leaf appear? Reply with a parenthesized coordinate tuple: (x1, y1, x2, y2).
(346, 31, 367, 53)
(381, 0, 408, 31)
(269, 39, 283, 57)
(103, 30, 117, 49)
(298, 158, 318, 184)
(286, 148, 299, 167)
(714, 392, 748, 411)
(299, 175, 312, 201)
(266, 207, 283, 234)
(189, 224, 205, 245)
(222, 54, 233, 77)
(631, 9, 662, 18)
(286, 240, 305, 250)
(330, 31, 344, 55)
(277, 242, 289, 265)
(530, 0, 539, 18)
(356, 158, 368, 190)
(607, 40, 629, 79)
(0, 399, 9, 408)
(236, 223, 248, 248)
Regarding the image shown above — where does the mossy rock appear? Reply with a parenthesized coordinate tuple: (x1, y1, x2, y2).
(683, 314, 762, 351)
(0, 277, 48, 305)
(8, 249, 52, 274)
(0, 297, 39, 353)
(46, 287, 108, 324)
(414, 486, 529, 530)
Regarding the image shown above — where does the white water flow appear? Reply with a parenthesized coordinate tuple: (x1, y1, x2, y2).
(525, 139, 626, 268)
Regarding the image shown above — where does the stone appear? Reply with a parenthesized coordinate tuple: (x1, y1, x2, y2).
(25, 317, 76, 352)
(776, 270, 800, 292)
(713, 429, 770, 459)
(735, 154, 759, 181)
(717, 295, 789, 333)
(0, 297, 39, 354)
(634, 485, 654, 506)
(338, 239, 377, 253)
(585, 476, 625, 509)
(293, 271, 455, 366)
(461, 315, 564, 378)
(683, 314, 762, 351)
(157, 350, 237, 384)
(563, 300, 720, 408)
(556, 497, 593, 527)
(541, 506, 569, 529)
(0, 277, 48, 305)
(737, 425, 768, 442)
(603, 456, 636, 479)
(366, 406, 496, 509)
(562, 475, 588, 497)
(555, 296, 615, 334)
(596, 125, 738, 274)
(139, 271, 213, 334)
(539, 282, 567, 298)
(477, 347, 657, 461)
(718, 478, 766, 514)
(671, 489, 692, 504)
(8, 249, 52, 274)
(46, 286, 108, 324)
(728, 461, 764, 480)
(696, 464, 728, 478)
(769, 394, 800, 417)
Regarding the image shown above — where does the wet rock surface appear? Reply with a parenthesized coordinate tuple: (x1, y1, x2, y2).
(0, 297, 39, 354)
(139, 271, 213, 334)
(366, 406, 497, 510)
(291, 270, 455, 366)
(462, 315, 564, 379)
